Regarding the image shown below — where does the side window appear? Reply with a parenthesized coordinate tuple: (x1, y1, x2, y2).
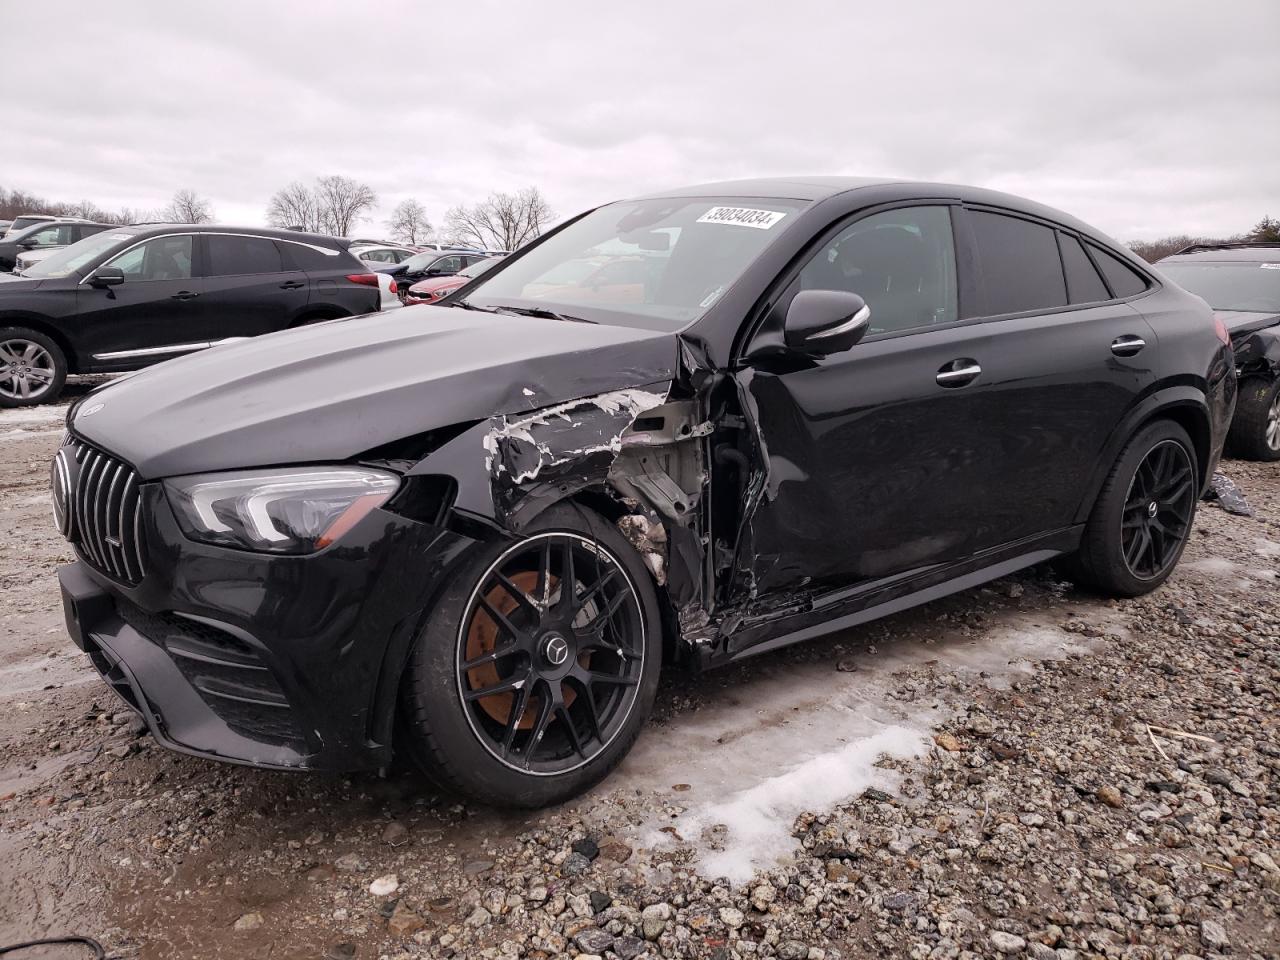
(105, 235, 193, 281)
(433, 256, 462, 273)
(281, 242, 343, 272)
(29, 225, 73, 247)
(797, 205, 958, 335)
(205, 235, 283, 277)
(969, 211, 1067, 315)
(1089, 244, 1150, 299)
(1059, 234, 1111, 304)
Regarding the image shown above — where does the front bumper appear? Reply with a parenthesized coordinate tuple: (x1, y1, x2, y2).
(60, 486, 478, 771)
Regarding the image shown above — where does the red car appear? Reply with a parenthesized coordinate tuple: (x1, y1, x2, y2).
(405, 256, 499, 304)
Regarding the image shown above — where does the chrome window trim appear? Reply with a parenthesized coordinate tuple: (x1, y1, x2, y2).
(79, 232, 340, 285)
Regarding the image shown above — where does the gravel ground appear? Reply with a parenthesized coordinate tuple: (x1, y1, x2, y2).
(0, 399, 1276, 960)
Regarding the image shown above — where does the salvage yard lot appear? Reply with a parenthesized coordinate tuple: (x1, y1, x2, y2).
(1, 400, 1277, 959)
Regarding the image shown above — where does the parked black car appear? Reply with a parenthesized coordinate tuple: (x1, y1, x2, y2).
(1156, 242, 1280, 460)
(54, 178, 1235, 807)
(0, 224, 381, 406)
(370, 249, 490, 286)
(0, 219, 111, 272)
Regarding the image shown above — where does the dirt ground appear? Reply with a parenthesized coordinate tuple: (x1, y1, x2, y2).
(1, 392, 1276, 960)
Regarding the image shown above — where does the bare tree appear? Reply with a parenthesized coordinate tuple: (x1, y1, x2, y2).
(386, 198, 433, 244)
(162, 188, 214, 224)
(267, 176, 377, 235)
(444, 187, 553, 251)
(314, 175, 377, 236)
(266, 181, 322, 232)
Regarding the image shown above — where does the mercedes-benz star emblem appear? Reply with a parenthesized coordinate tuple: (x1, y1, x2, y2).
(50, 447, 75, 539)
(543, 635, 569, 666)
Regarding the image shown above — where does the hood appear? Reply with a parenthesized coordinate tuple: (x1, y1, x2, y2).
(0, 272, 42, 285)
(1216, 309, 1280, 335)
(72, 305, 676, 479)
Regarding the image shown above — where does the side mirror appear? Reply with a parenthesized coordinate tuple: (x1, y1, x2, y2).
(90, 267, 125, 288)
(784, 289, 871, 356)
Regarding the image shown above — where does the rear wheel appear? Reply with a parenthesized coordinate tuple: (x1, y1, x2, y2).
(1227, 376, 1280, 461)
(1070, 420, 1199, 597)
(0, 327, 66, 407)
(400, 504, 662, 807)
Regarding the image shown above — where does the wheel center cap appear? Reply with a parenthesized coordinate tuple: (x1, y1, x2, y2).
(1147, 501, 1159, 518)
(541, 633, 570, 667)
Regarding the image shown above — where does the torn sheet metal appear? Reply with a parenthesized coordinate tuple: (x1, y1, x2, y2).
(483, 386, 670, 528)
(1205, 472, 1253, 517)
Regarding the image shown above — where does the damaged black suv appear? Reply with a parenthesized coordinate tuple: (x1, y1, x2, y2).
(55, 178, 1235, 807)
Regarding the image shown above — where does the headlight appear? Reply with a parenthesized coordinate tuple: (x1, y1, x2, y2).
(165, 467, 400, 554)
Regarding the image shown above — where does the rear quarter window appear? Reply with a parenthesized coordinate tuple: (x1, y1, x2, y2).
(1089, 244, 1151, 298)
(280, 241, 350, 272)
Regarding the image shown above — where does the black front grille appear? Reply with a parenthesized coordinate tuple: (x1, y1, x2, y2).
(61, 437, 147, 585)
(116, 599, 305, 749)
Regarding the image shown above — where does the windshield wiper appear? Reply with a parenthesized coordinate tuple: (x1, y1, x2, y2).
(450, 299, 501, 313)
(488, 305, 596, 324)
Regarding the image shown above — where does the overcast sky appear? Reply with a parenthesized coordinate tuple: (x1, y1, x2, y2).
(5, 1, 1277, 241)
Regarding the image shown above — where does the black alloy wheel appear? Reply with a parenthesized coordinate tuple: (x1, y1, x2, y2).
(456, 532, 646, 775)
(1069, 419, 1199, 598)
(1120, 439, 1197, 580)
(400, 503, 662, 807)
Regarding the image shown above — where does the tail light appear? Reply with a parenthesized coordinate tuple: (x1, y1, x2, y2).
(1213, 313, 1231, 346)
(345, 273, 380, 287)
(388, 280, 398, 295)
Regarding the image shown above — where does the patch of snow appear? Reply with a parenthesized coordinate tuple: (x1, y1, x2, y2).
(608, 610, 1117, 883)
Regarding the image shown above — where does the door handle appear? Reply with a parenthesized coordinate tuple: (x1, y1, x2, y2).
(170, 291, 200, 301)
(279, 280, 306, 290)
(1110, 335, 1146, 357)
(936, 359, 981, 387)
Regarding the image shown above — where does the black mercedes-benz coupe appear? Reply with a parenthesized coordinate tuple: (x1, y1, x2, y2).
(54, 178, 1236, 807)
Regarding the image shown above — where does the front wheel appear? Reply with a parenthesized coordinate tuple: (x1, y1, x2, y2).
(1070, 420, 1199, 598)
(400, 503, 663, 808)
(1227, 376, 1280, 461)
(0, 327, 67, 407)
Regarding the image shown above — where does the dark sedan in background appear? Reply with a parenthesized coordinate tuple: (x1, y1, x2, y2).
(54, 177, 1234, 808)
(1157, 242, 1280, 459)
(0, 225, 381, 406)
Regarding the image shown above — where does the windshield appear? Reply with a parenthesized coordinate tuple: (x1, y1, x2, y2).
(463, 196, 808, 330)
(23, 229, 138, 279)
(1160, 261, 1280, 313)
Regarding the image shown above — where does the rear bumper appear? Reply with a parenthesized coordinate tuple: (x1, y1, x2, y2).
(59, 491, 478, 772)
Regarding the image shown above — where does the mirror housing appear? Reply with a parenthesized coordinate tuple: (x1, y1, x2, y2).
(784, 289, 871, 356)
(90, 267, 125, 288)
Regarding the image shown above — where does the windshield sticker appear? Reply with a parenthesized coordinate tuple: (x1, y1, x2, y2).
(696, 207, 787, 230)
(1261, 263, 1280, 269)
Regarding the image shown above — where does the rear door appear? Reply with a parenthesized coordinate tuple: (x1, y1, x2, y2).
(950, 207, 1159, 541)
(74, 234, 206, 365)
(197, 233, 308, 338)
(280, 240, 379, 316)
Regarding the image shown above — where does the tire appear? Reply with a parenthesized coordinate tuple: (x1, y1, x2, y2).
(1227, 376, 1280, 461)
(400, 503, 663, 808)
(1070, 419, 1199, 598)
(0, 327, 67, 407)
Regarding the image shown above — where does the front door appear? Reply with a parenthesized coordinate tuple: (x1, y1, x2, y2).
(75, 234, 207, 367)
